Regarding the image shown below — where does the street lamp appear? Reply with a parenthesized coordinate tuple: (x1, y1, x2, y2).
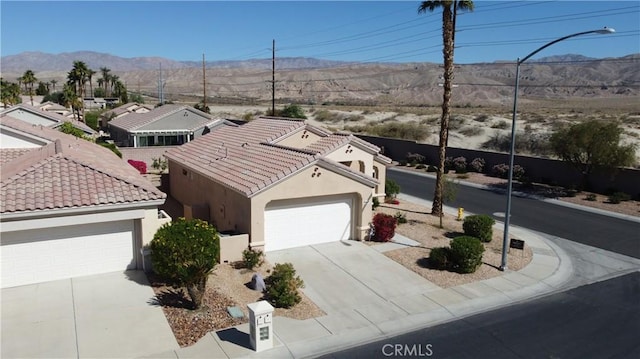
(499, 27, 615, 271)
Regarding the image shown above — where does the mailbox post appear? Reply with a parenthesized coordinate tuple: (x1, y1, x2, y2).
(247, 300, 274, 352)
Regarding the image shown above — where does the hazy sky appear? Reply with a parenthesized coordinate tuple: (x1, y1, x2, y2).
(1, 1, 638, 63)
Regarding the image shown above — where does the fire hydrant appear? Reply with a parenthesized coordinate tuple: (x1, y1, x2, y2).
(457, 207, 464, 221)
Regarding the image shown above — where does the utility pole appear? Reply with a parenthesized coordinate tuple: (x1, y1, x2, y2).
(158, 63, 164, 105)
(202, 53, 207, 111)
(272, 39, 275, 116)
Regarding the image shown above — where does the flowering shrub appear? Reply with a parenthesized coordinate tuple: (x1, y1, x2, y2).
(406, 152, 426, 166)
(372, 213, 397, 242)
(127, 159, 147, 174)
(491, 163, 525, 180)
(469, 158, 485, 173)
(452, 156, 467, 173)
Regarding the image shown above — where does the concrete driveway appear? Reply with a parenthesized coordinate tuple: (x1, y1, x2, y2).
(266, 240, 442, 334)
(1, 270, 178, 358)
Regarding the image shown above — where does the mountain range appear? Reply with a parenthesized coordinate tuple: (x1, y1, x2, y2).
(1, 51, 638, 106)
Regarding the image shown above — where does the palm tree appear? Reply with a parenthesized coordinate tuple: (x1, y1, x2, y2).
(62, 83, 82, 121)
(100, 67, 111, 96)
(21, 70, 38, 105)
(67, 61, 90, 121)
(50, 79, 57, 92)
(87, 69, 96, 97)
(110, 75, 119, 97)
(418, 0, 474, 218)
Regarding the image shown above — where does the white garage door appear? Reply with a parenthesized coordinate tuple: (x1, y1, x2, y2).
(1, 220, 135, 288)
(265, 196, 352, 252)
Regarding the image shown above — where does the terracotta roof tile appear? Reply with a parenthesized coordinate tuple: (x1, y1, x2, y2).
(108, 104, 216, 132)
(0, 116, 165, 215)
(165, 116, 383, 197)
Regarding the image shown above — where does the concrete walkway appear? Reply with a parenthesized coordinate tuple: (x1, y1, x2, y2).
(144, 194, 596, 358)
(1, 271, 179, 359)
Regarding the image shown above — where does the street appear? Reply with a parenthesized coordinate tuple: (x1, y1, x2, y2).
(320, 272, 640, 359)
(388, 168, 640, 259)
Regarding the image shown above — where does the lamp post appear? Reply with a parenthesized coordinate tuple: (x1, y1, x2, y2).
(499, 27, 615, 271)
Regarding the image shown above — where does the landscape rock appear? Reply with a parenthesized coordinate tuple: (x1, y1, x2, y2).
(250, 273, 266, 292)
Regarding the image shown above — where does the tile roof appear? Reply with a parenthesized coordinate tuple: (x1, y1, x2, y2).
(108, 104, 217, 132)
(0, 116, 165, 215)
(102, 102, 153, 119)
(0, 104, 96, 135)
(164, 116, 382, 197)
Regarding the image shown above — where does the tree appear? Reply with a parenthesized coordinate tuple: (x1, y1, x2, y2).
(418, 1, 474, 217)
(58, 121, 86, 138)
(50, 79, 57, 92)
(550, 120, 637, 190)
(67, 61, 91, 121)
(62, 83, 82, 121)
(99, 67, 111, 97)
(150, 218, 220, 309)
(21, 69, 38, 105)
(279, 104, 307, 119)
(194, 101, 210, 113)
(1, 78, 22, 107)
(36, 81, 49, 96)
(87, 69, 96, 97)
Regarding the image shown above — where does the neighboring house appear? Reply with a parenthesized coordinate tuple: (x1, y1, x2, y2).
(0, 103, 96, 138)
(0, 115, 169, 288)
(38, 101, 72, 117)
(108, 104, 228, 147)
(164, 116, 391, 254)
(99, 102, 154, 128)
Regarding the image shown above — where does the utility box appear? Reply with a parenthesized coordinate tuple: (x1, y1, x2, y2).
(247, 300, 274, 352)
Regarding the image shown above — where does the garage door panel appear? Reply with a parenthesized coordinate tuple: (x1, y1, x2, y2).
(265, 197, 352, 252)
(1, 221, 135, 288)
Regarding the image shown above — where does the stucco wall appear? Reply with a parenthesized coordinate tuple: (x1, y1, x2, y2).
(250, 164, 374, 249)
(274, 129, 322, 148)
(168, 160, 252, 235)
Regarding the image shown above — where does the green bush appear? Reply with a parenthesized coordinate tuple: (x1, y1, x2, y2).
(150, 218, 220, 309)
(372, 197, 380, 210)
(462, 215, 495, 243)
(585, 193, 597, 201)
(427, 165, 438, 172)
(385, 179, 400, 199)
(266, 263, 305, 308)
(279, 104, 307, 119)
(394, 212, 407, 224)
(608, 192, 631, 204)
(428, 247, 452, 270)
(242, 248, 264, 270)
(450, 236, 485, 274)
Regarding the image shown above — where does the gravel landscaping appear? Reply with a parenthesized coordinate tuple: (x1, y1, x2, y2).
(147, 261, 324, 347)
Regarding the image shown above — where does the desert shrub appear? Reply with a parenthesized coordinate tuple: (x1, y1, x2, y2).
(482, 132, 552, 156)
(428, 247, 452, 270)
(242, 248, 264, 270)
(416, 163, 427, 169)
(406, 152, 426, 165)
(449, 116, 466, 130)
(585, 193, 597, 201)
(150, 218, 220, 309)
(452, 156, 467, 174)
(469, 158, 485, 173)
(278, 104, 307, 119)
(127, 159, 147, 174)
(372, 197, 380, 210)
(491, 120, 509, 129)
(608, 192, 631, 204)
(444, 157, 454, 172)
(450, 236, 485, 274)
(372, 213, 397, 242)
(314, 109, 341, 122)
(473, 114, 490, 123)
(459, 126, 485, 137)
(491, 163, 525, 180)
(463, 214, 496, 243)
(151, 157, 168, 172)
(427, 165, 438, 172)
(266, 263, 304, 308)
(385, 179, 400, 199)
(394, 212, 407, 224)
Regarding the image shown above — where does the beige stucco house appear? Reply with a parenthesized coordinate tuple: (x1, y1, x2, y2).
(0, 115, 169, 288)
(164, 116, 390, 256)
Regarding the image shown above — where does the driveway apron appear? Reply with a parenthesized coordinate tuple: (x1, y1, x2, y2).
(266, 240, 441, 334)
(1, 270, 179, 358)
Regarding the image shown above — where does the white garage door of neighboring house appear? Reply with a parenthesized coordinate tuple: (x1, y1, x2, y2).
(265, 196, 352, 252)
(1, 220, 135, 288)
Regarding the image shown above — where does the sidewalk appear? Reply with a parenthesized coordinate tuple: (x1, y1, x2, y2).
(144, 194, 577, 359)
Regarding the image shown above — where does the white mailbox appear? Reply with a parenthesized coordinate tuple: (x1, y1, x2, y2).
(247, 300, 274, 352)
